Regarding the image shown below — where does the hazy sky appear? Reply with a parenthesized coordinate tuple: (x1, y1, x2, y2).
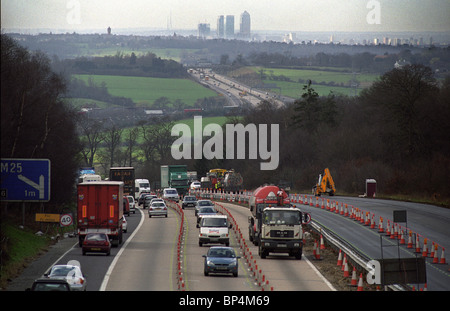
(2, 0, 450, 33)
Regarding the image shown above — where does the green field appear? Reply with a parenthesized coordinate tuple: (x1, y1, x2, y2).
(74, 74, 218, 107)
(249, 66, 379, 97)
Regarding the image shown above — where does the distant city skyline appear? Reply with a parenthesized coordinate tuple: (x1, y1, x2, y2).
(2, 0, 449, 34)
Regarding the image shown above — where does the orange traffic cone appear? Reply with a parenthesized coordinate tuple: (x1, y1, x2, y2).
(422, 238, 428, 257)
(439, 248, 447, 264)
(357, 273, 364, 291)
(320, 235, 326, 250)
(315, 245, 321, 260)
(415, 235, 421, 253)
(350, 267, 358, 286)
(430, 242, 436, 258)
(407, 232, 413, 249)
(378, 217, 384, 233)
(343, 261, 350, 277)
(341, 254, 347, 271)
(337, 249, 343, 266)
(433, 245, 439, 264)
(399, 230, 405, 245)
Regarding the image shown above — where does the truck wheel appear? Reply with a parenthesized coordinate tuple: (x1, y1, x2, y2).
(295, 249, 302, 260)
(259, 246, 267, 259)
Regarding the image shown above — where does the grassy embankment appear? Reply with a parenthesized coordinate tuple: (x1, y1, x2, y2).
(229, 66, 379, 97)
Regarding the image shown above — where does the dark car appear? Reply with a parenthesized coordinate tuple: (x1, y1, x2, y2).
(182, 196, 197, 209)
(28, 278, 71, 291)
(82, 232, 111, 256)
(203, 246, 240, 277)
(143, 195, 158, 209)
(195, 199, 214, 216)
(138, 192, 154, 207)
(196, 206, 217, 227)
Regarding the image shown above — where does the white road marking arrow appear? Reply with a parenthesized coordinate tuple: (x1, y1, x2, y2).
(18, 174, 45, 199)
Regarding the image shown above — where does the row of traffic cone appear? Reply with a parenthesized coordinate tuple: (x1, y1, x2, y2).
(307, 195, 447, 267)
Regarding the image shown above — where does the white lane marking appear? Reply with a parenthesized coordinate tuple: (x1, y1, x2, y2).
(99, 207, 145, 291)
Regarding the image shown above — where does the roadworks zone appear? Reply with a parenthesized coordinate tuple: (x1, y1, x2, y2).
(168, 200, 273, 291)
(168, 199, 376, 291)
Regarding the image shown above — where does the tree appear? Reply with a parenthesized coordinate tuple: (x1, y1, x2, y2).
(361, 64, 438, 163)
(78, 116, 104, 167)
(1, 34, 81, 204)
(291, 81, 337, 134)
(103, 123, 123, 167)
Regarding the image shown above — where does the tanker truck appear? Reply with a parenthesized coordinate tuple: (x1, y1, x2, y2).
(248, 185, 304, 259)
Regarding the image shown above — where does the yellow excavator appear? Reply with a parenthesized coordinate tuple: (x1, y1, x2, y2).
(313, 168, 336, 196)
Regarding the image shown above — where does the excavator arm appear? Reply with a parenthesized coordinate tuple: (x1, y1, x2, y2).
(313, 168, 335, 196)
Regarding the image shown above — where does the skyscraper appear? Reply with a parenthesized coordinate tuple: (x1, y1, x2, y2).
(198, 23, 210, 39)
(239, 11, 251, 39)
(225, 15, 234, 39)
(217, 15, 224, 38)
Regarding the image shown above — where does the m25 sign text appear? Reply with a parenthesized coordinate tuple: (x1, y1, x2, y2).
(1, 158, 51, 202)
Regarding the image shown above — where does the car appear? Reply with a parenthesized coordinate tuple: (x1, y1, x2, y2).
(182, 195, 197, 209)
(190, 181, 201, 190)
(27, 278, 71, 291)
(138, 192, 153, 206)
(202, 246, 240, 277)
(122, 216, 128, 233)
(150, 198, 164, 205)
(45, 264, 87, 291)
(82, 232, 111, 256)
(143, 194, 158, 209)
(127, 195, 136, 214)
(163, 188, 179, 202)
(196, 206, 217, 227)
(123, 196, 130, 216)
(195, 199, 214, 216)
(148, 201, 168, 218)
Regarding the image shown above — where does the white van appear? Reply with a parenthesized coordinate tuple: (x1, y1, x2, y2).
(198, 215, 230, 247)
(163, 188, 179, 202)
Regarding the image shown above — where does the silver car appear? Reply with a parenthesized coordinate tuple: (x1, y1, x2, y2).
(148, 201, 168, 218)
(45, 264, 87, 291)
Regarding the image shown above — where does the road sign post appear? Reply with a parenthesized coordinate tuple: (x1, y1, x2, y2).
(1, 158, 51, 202)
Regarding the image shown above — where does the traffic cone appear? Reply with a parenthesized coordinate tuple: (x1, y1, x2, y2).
(399, 230, 405, 245)
(407, 232, 413, 248)
(370, 215, 376, 229)
(357, 273, 364, 291)
(378, 217, 384, 233)
(422, 238, 428, 257)
(337, 249, 343, 266)
(341, 254, 347, 271)
(320, 235, 326, 250)
(315, 242, 322, 260)
(439, 248, 446, 264)
(430, 242, 436, 258)
(385, 221, 391, 236)
(433, 245, 439, 263)
(350, 267, 358, 286)
(415, 235, 421, 253)
(343, 261, 350, 277)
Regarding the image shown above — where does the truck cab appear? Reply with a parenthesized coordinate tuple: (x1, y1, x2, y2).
(258, 207, 303, 259)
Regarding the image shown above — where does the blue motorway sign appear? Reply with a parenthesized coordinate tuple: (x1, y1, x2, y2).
(1, 158, 51, 202)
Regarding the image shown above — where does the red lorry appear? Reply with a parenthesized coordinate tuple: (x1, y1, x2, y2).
(77, 181, 124, 247)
